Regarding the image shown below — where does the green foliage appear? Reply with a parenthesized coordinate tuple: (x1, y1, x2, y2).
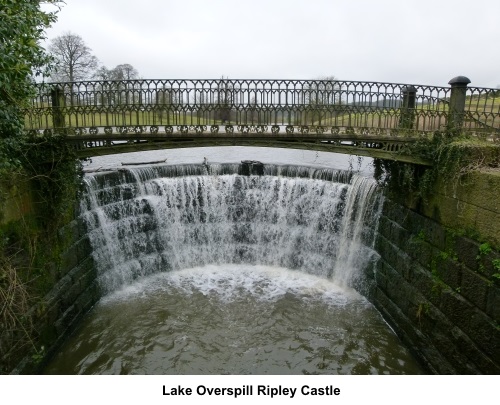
(476, 242, 491, 274)
(0, 0, 62, 139)
(491, 259, 500, 281)
(0, 132, 83, 373)
(416, 230, 426, 241)
(429, 257, 446, 294)
(1, 0, 64, 208)
(0, 136, 23, 172)
(18, 133, 84, 230)
(0, 0, 73, 373)
(31, 345, 46, 364)
(474, 242, 500, 284)
(493, 259, 500, 272)
(0, 1, 77, 230)
(372, 157, 429, 201)
(374, 131, 500, 203)
(477, 242, 492, 258)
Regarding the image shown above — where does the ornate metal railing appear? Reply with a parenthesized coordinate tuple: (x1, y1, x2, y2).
(22, 77, 500, 160)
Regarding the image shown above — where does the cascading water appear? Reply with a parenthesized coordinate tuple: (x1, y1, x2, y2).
(44, 163, 423, 374)
(81, 164, 379, 293)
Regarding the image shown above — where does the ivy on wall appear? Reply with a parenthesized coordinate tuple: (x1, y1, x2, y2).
(373, 131, 500, 204)
(0, 0, 81, 374)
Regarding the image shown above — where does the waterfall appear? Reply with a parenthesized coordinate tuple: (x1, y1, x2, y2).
(80, 163, 383, 294)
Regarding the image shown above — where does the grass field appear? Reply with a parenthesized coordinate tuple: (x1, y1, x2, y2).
(23, 94, 500, 134)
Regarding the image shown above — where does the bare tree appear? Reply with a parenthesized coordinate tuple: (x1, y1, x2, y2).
(216, 77, 234, 123)
(94, 64, 139, 81)
(48, 32, 99, 82)
(111, 64, 139, 80)
(192, 87, 209, 121)
(92, 67, 114, 106)
(155, 85, 182, 123)
(305, 75, 342, 124)
(93, 66, 113, 81)
(248, 95, 267, 124)
(92, 64, 142, 106)
(110, 64, 141, 105)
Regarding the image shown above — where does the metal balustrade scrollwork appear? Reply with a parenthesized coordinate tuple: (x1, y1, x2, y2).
(22, 77, 500, 161)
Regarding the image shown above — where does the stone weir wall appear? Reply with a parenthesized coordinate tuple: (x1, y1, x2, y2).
(4, 165, 499, 374)
(1, 178, 96, 373)
(3, 216, 99, 374)
(367, 169, 500, 374)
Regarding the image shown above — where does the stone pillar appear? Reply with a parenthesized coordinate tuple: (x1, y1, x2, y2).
(50, 86, 65, 130)
(447, 76, 471, 134)
(399, 85, 417, 129)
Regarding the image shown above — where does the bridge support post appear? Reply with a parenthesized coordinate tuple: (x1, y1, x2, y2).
(50, 86, 65, 131)
(399, 85, 417, 129)
(447, 76, 471, 134)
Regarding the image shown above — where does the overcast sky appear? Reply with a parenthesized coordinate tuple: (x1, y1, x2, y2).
(43, 0, 500, 88)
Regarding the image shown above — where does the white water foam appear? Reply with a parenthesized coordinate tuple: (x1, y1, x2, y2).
(101, 264, 364, 307)
(80, 164, 383, 294)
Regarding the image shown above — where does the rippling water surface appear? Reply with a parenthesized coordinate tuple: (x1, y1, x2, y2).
(43, 148, 424, 374)
(44, 265, 423, 375)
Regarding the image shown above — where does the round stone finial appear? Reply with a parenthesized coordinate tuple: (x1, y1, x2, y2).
(402, 85, 417, 93)
(448, 76, 471, 86)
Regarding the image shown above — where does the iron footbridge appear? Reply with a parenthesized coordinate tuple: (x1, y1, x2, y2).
(23, 77, 500, 164)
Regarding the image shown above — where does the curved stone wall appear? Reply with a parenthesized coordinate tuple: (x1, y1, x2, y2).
(372, 201, 499, 373)
(368, 170, 500, 374)
(5, 167, 500, 374)
(8, 217, 99, 374)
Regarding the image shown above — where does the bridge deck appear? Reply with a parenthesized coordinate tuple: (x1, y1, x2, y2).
(64, 125, 429, 164)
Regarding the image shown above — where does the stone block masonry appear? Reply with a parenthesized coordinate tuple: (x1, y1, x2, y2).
(8, 218, 100, 374)
(4, 165, 499, 374)
(370, 198, 500, 374)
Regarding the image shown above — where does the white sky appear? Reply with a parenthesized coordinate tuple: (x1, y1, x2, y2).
(43, 0, 500, 88)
